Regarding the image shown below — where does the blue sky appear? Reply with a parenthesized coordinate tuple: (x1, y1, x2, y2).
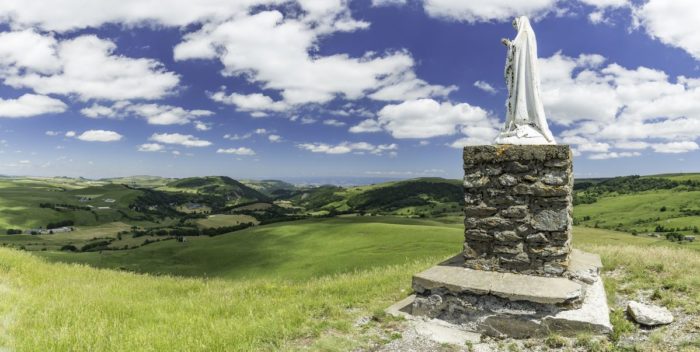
(0, 0, 699, 180)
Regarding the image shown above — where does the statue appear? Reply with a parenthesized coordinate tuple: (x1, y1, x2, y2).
(494, 16, 556, 145)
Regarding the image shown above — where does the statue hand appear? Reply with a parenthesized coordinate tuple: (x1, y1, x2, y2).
(501, 38, 511, 46)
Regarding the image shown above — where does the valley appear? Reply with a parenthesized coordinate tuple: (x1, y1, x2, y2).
(1, 173, 699, 351)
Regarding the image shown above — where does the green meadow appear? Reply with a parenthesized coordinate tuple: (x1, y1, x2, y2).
(0, 218, 698, 351)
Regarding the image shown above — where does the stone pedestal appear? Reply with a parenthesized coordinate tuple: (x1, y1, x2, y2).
(387, 145, 611, 340)
(462, 145, 573, 276)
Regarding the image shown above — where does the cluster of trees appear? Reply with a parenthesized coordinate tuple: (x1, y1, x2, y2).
(39, 203, 92, 211)
(46, 220, 74, 229)
(575, 176, 695, 194)
(655, 224, 699, 233)
(664, 232, 695, 242)
(347, 181, 462, 212)
(133, 223, 255, 238)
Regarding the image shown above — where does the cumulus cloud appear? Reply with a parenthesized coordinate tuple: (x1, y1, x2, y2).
(473, 81, 497, 94)
(216, 147, 256, 156)
(651, 141, 700, 154)
(371, 0, 407, 6)
(209, 91, 290, 114)
(588, 151, 641, 160)
(65, 131, 76, 137)
(371, 98, 495, 139)
(421, 0, 557, 23)
(177, 7, 452, 109)
(81, 102, 212, 125)
(0, 0, 276, 32)
(323, 119, 346, 127)
(0, 94, 66, 118)
(76, 130, 123, 142)
(149, 133, 211, 147)
(0, 33, 179, 101)
(268, 134, 282, 142)
(297, 141, 398, 155)
(349, 119, 382, 133)
(540, 51, 700, 157)
(194, 121, 211, 131)
(138, 143, 164, 152)
(633, 0, 700, 60)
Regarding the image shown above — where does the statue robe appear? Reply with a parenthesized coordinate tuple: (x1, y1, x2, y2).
(495, 16, 556, 145)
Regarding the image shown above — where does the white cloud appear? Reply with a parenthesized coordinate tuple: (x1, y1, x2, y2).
(651, 141, 700, 154)
(634, 0, 700, 60)
(149, 133, 211, 147)
(210, 91, 289, 113)
(65, 131, 76, 137)
(224, 133, 252, 141)
(127, 104, 212, 125)
(541, 51, 700, 157)
(45, 130, 60, 136)
(588, 151, 641, 160)
(297, 141, 398, 155)
(268, 134, 281, 142)
(194, 121, 211, 131)
(138, 143, 164, 152)
(81, 102, 212, 126)
(349, 119, 382, 133)
(422, 0, 557, 23)
(0, 94, 66, 118)
(217, 147, 256, 156)
(374, 98, 494, 139)
(473, 80, 497, 94)
(323, 119, 346, 127)
(580, 0, 628, 8)
(0, 0, 278, 32)
(254, 128, 268, 135)
(372, 0, 406, 6)
(1, 34, 179, 101)
(76, 130, 123, 142)
(177, 8, 451, 108)
(0, 30, 60, 74)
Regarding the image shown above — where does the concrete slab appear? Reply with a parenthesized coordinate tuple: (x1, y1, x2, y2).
(386, 295, 483, 346)
(546, 276, 612, 334)
(567, 249, 603, 284)
(413, 265, 583, 305)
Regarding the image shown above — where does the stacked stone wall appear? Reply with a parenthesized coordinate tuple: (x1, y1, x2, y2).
(462, 145, 573, 276)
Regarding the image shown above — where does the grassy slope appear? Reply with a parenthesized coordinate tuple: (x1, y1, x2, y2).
(38, 217, 464, 280)
(575, 189, 700, 236)
(1, 221, 699, 351)
(0, 179, 144, 230)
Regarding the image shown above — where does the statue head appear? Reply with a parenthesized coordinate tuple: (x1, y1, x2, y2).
(513, 16, 531, 32)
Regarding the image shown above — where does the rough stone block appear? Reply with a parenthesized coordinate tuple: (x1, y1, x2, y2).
(463, 145, 573, 276)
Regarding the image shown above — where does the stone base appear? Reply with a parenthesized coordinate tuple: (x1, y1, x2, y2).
(387, 250, 612, 338)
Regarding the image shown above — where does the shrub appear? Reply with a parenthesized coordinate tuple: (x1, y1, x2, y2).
(60, 244, 78, 252)
(6, 229, 22, 235)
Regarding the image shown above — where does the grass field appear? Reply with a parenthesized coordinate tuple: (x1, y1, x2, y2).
(38, 217, 464, 280)
(0, 218, 698, 351)
(0, 178, 145, 230)
(575, 189, 700, 235)
(194, 214, 259, 228)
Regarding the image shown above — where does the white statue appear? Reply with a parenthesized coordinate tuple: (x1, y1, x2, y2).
(494, 16, 556, 145)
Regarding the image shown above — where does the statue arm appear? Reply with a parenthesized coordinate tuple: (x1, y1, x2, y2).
(501, 38, 512, 47)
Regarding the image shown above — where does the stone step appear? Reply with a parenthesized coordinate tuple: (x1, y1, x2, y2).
(413, 265, 583, 305)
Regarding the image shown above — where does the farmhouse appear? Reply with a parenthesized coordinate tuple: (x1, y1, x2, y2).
(25, 226, 74, 235)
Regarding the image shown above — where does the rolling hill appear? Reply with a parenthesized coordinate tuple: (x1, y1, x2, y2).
(283, 177, 463, 217)
(164, 176, 270, 204)
(2, 218, 697, 351)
